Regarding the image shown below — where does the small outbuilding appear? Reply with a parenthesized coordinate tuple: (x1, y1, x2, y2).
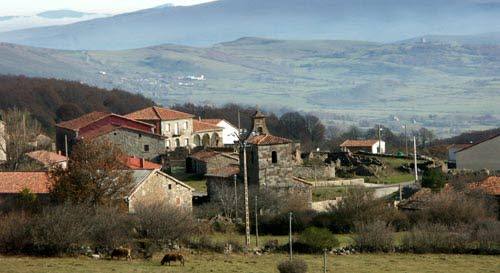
(340, 139, 386, 154)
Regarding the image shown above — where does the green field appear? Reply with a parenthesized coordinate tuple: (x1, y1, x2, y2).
(1, 253, 498, 273)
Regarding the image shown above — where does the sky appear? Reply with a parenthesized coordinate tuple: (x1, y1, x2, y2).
(0, 0, 217, 16)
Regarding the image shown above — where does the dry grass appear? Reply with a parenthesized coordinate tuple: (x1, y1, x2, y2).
(0, 253, 498, 273)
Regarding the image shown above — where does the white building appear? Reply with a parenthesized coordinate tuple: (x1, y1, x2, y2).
(340, 139, 386, 154)
(202, 119, 239, 146)
(456, 134, 500, 171)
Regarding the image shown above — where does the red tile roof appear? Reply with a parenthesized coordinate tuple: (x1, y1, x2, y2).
(126, 106, 194, 121)
(190, 151, 220, 162)
(340, 139, 379, 147)
(79, 124, 164, 140)
(468, 176, 500, 196)
(206, 165, 240, 178)
(193, 120, 223, 133)
(0, 172, 52, 194)
(202, 119, 223, 125)
(56, 111, 109, 131)
(121, 156, 162, 170)
(26, 150, 67, 166)
(246, 134, 292, 145)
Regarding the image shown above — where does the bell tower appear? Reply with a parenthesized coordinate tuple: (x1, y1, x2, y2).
(251, 110, 269, 135)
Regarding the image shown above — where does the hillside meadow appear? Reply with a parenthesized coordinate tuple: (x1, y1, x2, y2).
(1, 253, 498, 273)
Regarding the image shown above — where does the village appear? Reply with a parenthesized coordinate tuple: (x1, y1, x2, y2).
(0, 102, 498, 272)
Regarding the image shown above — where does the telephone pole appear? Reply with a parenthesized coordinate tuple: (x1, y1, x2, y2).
(234, 174, 238, 219)
(413, 136, 418, 183)
(243, 142, 250, 247)
(404, 124, 408, 155)
(255, 196, 259, 248)
(289, 212, 293, 260)
(378, 124, 382, 154)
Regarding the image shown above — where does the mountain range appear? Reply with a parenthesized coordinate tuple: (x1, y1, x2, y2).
(1, 0, 500, 50)
(0, 35, 498, 136)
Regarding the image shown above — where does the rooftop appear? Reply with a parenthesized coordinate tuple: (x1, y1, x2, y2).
(126, 106, 194, 121)
(193, 120, 223, 133)
(56, 111, 109, 131)
(0, 172, 52, 194)
(121, 156, 162, 170)
(206, 165, 240, 178)
(78, 124, 164, 140)
(246, 134, 292, 146)
(26, 150, 67, 166)
(340, 139, 380, 147)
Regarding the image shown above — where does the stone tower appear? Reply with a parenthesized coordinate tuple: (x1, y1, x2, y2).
(250, 110, 269, 135)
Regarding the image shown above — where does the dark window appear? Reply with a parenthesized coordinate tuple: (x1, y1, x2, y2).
(168, 184, 172, 190)
(258, 127, 263, 134)
(113, 132, 117, 136)
(139, 134, 142, 138)
(144, 145, 150, 152)
(272, 151, 278, 163)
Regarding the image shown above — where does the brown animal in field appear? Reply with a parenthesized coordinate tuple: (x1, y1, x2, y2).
(161, 253, 185, 266)
(110, 247, 132, 261)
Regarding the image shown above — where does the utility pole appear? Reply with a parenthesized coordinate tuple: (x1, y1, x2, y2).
(378, 124, 382, 154)
(243, 141, 250, 247)
(234, 174, 238, 219)
(404, 124, 408, 155)
(323, 249, 327, 273)
(289, 212, 293, 261)
(413, 136, 418, 183)
(64, 134, 68, 157)
(255, 196, 259, 248)
(399, 184, 402, 201)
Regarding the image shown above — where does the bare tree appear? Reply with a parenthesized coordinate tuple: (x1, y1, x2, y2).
(50, 139, 133, 207)
(0, 108, 42, 170)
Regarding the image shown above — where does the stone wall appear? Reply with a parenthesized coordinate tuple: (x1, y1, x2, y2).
(293, 164, 335, 180)
(99, 129, 166, 162)
(128, 171, 192, 213)
(243, 143, 294, 187)
(312, 178, 365, 187)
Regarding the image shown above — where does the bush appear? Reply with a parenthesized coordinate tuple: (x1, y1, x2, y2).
(471, 220, 500, 254)
(0, 212, 33, 254)
(421, 168, 447, 192)
(354, 221, 394, 252)
(277, 259, 308, 273)
(259, 210, 315, 235)
(401, 223, 470, 254)
(297, 227, 339, 252)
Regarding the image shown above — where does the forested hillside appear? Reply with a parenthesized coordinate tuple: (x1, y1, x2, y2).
(0, 75, 155, 132)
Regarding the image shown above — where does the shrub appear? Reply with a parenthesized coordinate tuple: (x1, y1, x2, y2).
(401, 223, 470, 254)
(354, 221, 394, 252)
(421, 168, 446, 192)
(87, 207, 135, 250)
(472, 220, 500, 254)
(259, 210, 315, 235)
(298, 227, 339, 252)
(277, 259, 308, 273)
(0, 212, 33, 254)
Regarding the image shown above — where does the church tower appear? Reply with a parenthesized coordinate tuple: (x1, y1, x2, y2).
(250, 110, 269, 135)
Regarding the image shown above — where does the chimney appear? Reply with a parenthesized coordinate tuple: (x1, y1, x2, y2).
(198, 116, 201, 121)
(140, 158, 144, 168)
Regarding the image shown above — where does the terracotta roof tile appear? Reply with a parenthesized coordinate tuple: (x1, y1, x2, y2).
(126, 106, 194, 121)
(468, 176, 500, 196)
(79, 124, 164, 140)
(340, 139, 379, 147)
(246, 134, 292, 145)
(193, 120, 223, 133)
(202, 119, 223, 125)
(56, 111, 109, 131)
(190, 151, 221, 162)
(206, 165, 240, 178)
(26, 150, 67, 166)
(121, 156, 162, 170)
(0, 172, 52, 194)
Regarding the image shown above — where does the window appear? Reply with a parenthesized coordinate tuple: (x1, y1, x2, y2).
(144, 145, 150, 152)
(184, 121, 188, 130)
(138, 133, 142, 138)
(166, 140, 170, 147)
(174, 123, 179, 135)
(185, 138, 189, 146)
(167, 123, 171, 132)
(175, 138, 180, 147)
(272, 151, 278, 163)
(168, 184, 172, 190)
(258, 126, 263, 134)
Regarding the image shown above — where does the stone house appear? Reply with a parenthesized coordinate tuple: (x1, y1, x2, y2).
(25, 150, 68, 170)
(205, 165, 240, 202)
(126, 169, 194, 213)
(0, 172, 52, 211)
(0, 120, 6, 162)
(186, 150, 239, 175)
(55, 111, 166, 161)
(456, 134, 500, 171)
(340, 139, 386, 154)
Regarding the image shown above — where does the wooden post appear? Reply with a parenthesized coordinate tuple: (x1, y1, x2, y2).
(413, 136, 418, 183)
(289, 212, 293, 260)
(323, 249, 327, 273)
(234, 174, 238, 219)
(243, 142, 250, 247)
(64, 134, 68, 157)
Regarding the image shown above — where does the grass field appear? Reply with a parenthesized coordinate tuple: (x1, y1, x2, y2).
(1, 253, 498, 273)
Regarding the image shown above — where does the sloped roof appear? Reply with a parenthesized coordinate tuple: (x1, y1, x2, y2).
(468, 176, 500, 196)
(121, 156, 162, 170)
(56, 111, 109, 131)
(78, 124, 165, 140)
(193, 120, 223, 133)
(26, 150, 67, 166)
(128, 169, 194, 197)
(340, 139, 380, 147)
(447, 143, 473, 150)
(202, 119, 223, 125)
(456, 133, 500, 153)
(206, 165, 240, 178)
(190, 151, 238, 163)
(126, 106, 194, 121)
(0, 172, 52, 194)
(246, 134, 292, 146)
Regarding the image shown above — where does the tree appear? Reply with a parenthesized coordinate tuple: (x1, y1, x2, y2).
(0, 108, 42, 171)
(421, 168, 447, 192)
(418, 127, 435, 148)
(304, 114, 326, 150)
(50, 139, 133, 207)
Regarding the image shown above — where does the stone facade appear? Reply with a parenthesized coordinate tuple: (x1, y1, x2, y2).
(292, 164, 335, 180)
(243, 143, 295, 187)
(188, 151, 239, 175)
(97, 128, 166, 162)
(127, 169, 193, 213)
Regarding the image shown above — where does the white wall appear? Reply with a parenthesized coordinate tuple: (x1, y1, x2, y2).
(160, 119, 193, 149)
(456, 136, 500, 171)
(371, 141, 386, 154)
(217, 120, 239, 145)
(0, 121, 6, 161)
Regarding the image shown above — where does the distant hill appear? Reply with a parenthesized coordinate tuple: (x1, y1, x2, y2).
(0, 75, 155, 132)
(0, 37, 498, 136)
(37, 10, 95, 19)
(1, 0, 500, 49)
